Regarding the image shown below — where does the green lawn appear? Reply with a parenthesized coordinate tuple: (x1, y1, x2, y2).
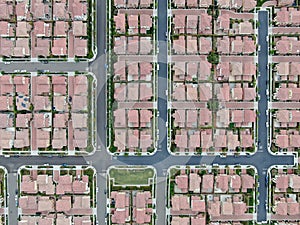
(256, 0, 267, 6)
(109, 168, 154, 186)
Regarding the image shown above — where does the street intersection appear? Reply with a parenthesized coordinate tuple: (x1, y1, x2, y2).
(0, 1, 297, 224)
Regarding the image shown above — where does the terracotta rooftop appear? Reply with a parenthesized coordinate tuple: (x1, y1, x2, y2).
(202, 174, 214, 193)
(16, 113, 32, 128)
(175, 174, 188, 193)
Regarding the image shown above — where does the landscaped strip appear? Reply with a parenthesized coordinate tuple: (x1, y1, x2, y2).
(0, 167, 7, 225)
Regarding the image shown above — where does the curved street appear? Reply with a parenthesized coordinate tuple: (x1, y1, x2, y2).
(0, 1, 297, 224)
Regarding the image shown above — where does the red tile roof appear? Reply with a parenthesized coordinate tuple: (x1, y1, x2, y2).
(54, 21, 69, 37)
(275, 175, 289, 192)
(73, 21, 87, 36)
(202, 174, 214, 193)
(114, 13, 126, 33)
(175, 174, 188, 193)
(171, 195, 190, 211)
(191, 196, 205, 212)
(215, 175, 229, 193)
(189, 173, 201, 193)
(52, 38, 67, 56)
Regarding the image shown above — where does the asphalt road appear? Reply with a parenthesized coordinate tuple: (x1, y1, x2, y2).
(0, 2, 297, 225)
(89, 0, 107, 152)
(256, 10, 270, 222)
(8, 173, 18, 225)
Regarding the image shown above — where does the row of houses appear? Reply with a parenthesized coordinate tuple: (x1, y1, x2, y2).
(216, 17, 254, 35)
(110, 191, 153, 224)
(114, 0, 153, 8)
(114, 128, 153, 152)
(215, 83, 256, 101)
(172, 60, 212, 81)
(217, 109, 256, 127)
(270, 4, 300, 154)
(275, 129, 300, 149)
(274, 62, 300, 81)
(0, 75, 88, 110)
(172, 82, 256, 101)
(0, 74, 92, 152)
(114, 13, 153, 34)
(0, 113, 89, 150)
(173, 36, 212, 54)
(216, 61, 256, 82)
(169, 167, 256, 224)
(275, 36, 300, 55)
(114, 109, 153, 128)
(275, 7, 300, 26)
(173, 35, 256, 55)
(0, 21, 87, 38)
(18, 166, 95, 225)
(110, 0, 156, 154)
(172, 0, 211, 8)
(275, 83, 300, 101)
(174, 169, 255, 193)
(114, 61, 153, 81)
(108, 167, 155, 225)
(174, 128, 254, 151)
(114, 36, 153, 55)
(0, 0, 88, 21)
(0, 35, 88, 58)
(173, 109, 212, 127)
(19, 215, 92, 225)
(114, 82, 153, 101)
(217, 36, 256, 55)
(173, 0, 256, 11)
(170, 5, 257, 155)
(172, 83, 212, 101)
(172, 10, 255, 35)
(269, 168, 300, 222)
(0, 0, 91, 58)
(173, 13, 212, 35)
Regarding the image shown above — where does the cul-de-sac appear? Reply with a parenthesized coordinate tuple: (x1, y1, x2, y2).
(0, 0, 299, 224)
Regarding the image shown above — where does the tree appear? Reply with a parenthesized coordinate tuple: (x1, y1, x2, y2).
(207, 51, 219, 65)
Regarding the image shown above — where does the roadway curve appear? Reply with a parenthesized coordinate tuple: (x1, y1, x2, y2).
(0, 2, 297, 225)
